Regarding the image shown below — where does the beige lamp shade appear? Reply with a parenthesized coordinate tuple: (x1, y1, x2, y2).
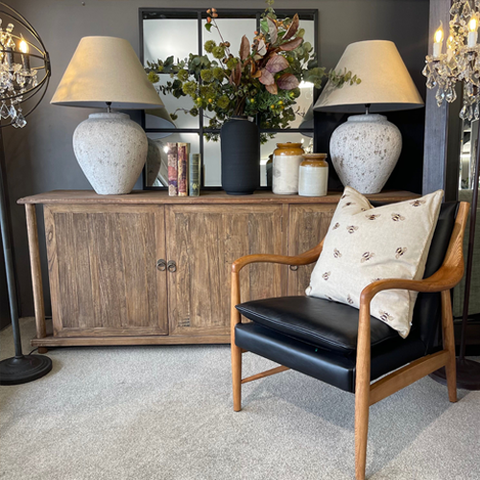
(314, 40, 424, 113)
(51, 36, 165, 110)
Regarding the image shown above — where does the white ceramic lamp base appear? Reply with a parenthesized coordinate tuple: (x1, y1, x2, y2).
(73, 112, 148, 195)
(329, 114, 402, 194)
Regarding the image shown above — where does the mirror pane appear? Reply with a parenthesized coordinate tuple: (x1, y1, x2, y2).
(203, 137, 222, 186)
(254, 18, 315, 129)
(146, 75, 200, 129)
(202, 18, 256, 58)
(455, 114, 479, 319)
(284, 18, 315, 129)
(201, 18, 256, 127)
(146, 133, 200, 188)
(460, 118, 476, 190)
(143, 18, 198, 64)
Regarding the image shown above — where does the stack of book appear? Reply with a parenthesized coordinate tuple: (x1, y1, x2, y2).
(167, 142, 201, 197)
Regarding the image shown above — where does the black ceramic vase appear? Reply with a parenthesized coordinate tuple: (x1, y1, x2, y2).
(220, 116, 260, 195)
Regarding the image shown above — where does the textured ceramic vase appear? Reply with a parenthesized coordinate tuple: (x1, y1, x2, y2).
(329, 114, 402, 194)
(73, 112, 148, 195)
(220, 116, 260, 195)
(272, 142, 305, 195)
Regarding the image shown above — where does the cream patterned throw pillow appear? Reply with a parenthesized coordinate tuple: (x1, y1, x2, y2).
(306, 187, 444, 338)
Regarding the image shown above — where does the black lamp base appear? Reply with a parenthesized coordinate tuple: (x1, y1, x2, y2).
(0, 354, 52, 385)
(430, 358, 480, 391)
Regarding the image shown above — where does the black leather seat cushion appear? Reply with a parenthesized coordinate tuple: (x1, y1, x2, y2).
(235, 322, 429, 393)
(236, 296, 400, 354)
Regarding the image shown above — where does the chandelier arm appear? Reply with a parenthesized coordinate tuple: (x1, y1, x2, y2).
(0, 48, 47, 61)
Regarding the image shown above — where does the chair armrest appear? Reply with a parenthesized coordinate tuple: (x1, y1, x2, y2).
(232, 241, 323, 273)
(353, 264, 463, 397)
(360, 265, 462, 306)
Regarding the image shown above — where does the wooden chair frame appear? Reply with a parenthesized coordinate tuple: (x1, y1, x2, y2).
(230, 202, 470, 480)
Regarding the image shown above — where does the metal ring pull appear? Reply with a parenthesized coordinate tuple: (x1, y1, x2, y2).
(289, 265, 299, 271)
(156, 259, 167, 271)
(167, 260, 177, 273)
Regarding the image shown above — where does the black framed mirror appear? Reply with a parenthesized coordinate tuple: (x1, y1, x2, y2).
(139, 8, 318, 189)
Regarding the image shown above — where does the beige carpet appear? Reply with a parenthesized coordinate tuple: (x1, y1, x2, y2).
(1, 318, 480, 480)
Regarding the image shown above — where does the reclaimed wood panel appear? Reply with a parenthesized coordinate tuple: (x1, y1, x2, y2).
(45, 204, 167, 337)
(18, 189, 419, 205)
(287, 204, 335, 296)
(166, 204, 285, 337)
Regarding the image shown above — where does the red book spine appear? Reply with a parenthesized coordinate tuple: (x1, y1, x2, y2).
(178, 143, 188, 197)
(167, 143, 178, 196)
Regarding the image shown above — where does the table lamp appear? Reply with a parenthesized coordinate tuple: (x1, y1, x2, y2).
(314, 40, 424, 194)
(51, 36, 170, 195)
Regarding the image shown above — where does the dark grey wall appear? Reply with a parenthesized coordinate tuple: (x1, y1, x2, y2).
(3, 0, 429, 317)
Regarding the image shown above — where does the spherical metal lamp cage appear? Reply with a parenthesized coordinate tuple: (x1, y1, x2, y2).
(0, 1, 51, 128)
(0, 2, 52, 385)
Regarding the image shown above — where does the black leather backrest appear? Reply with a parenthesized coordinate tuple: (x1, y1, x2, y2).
(412, 202, 459, 353)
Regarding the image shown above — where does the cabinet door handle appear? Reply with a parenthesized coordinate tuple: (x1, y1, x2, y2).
(289, 265, 299, 271)
(156, 259, 167, 271)
(167, 260, 177, 273)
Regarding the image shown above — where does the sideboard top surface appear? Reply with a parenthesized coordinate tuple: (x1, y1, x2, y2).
(18, 190, 419, 205)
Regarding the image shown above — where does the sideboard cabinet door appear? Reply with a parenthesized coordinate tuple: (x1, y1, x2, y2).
(44, 205, 168, 337)
(287, 204, 335, 296)
(165, 204, 286, 337)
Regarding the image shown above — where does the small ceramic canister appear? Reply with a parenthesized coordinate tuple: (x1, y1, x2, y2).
(272, 142, 305, 195)
(299, 153, 329, 197)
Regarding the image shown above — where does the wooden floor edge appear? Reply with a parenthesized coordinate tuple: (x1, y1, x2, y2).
(31, 335, 231, 347)
(369, 350, 450, 406)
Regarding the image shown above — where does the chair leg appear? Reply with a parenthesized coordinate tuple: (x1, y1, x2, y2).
(232, 342, 242, 412)
(231, 270, 242, 412)
(355, 303, 371, 480)
(441, 290, 458, 403)
(355, 380, 370, 480)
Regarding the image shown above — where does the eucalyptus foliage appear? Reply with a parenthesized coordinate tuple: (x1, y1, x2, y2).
(146, 4, 359, 142)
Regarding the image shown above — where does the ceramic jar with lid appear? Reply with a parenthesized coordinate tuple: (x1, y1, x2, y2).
(272, 142, 304, 195)
(299, 153, 329, 197)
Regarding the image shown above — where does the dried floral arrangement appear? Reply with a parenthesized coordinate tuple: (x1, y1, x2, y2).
(146, 1, 359, 141)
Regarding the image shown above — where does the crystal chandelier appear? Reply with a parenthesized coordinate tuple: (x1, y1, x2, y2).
(422, 0, 480, 120)
(0, 2, 50, 128)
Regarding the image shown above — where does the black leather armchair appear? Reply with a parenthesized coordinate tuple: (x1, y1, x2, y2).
(230, 201, 469, 480)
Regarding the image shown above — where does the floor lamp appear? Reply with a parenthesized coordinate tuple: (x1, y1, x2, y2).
(423, 0, 480, 390)
(0, 3, 52, 385)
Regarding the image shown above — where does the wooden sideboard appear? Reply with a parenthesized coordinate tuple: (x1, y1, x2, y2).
(18, 190, 417, 349)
